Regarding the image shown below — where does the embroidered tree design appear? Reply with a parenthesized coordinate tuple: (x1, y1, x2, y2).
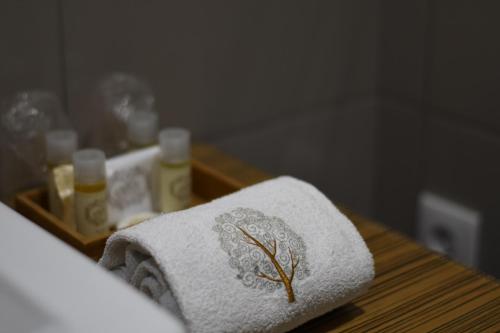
(213, 207, 310, 303)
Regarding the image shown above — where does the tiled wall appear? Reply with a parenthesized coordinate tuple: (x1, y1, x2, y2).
(376, 0, 500, 277)
(1, 1, 498, 277)
(0, 0, 64, 199)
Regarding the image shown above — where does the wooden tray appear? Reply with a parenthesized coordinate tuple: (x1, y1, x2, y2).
(14, 158, 245, 260)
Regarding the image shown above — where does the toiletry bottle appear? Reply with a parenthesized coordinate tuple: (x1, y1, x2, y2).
(126, 111, 159, 150)
(73, 149, 108, 236)
(154, 128, 191, 212)
(45, 130, 78, 226)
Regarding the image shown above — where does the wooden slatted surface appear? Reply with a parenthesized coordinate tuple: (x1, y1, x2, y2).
(193, 144, 500, 333)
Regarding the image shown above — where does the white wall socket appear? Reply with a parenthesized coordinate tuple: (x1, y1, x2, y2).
(417, 191, 481, 267)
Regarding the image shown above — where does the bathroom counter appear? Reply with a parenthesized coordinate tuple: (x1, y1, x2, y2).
(193, 144, 500, 333)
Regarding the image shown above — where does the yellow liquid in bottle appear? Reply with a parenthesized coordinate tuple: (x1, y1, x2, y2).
(154, 159, 191, 212)
(74, 181, 108, 236)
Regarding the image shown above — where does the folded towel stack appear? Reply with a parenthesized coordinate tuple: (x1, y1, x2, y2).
(99, 176, 374, 333)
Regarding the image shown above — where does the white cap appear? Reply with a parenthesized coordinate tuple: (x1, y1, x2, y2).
(159, 128, 190, 163)
(73, 149, 106, 184)
(127, 111, 158, 146)
(45, 130, 78, 166)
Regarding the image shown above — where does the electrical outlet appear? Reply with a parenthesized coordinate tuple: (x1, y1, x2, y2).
(417, 191, 481, 267)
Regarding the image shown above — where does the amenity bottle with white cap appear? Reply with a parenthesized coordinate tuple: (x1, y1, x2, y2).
(45, 130, 78, 227)
(73, 149, 108, 236)
(126, 111, 158, 150)
(154, 128, 191, 212)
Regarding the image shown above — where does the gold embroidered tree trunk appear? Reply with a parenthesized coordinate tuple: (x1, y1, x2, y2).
(237, 226, 299, 303)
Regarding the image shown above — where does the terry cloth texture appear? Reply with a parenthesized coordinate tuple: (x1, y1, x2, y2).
(99, 176, 374, 333)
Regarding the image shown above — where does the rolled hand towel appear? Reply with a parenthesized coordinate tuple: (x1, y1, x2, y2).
(99, 176, 374, 333)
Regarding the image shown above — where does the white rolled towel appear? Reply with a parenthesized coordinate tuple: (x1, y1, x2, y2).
(99, 176, 374, 333)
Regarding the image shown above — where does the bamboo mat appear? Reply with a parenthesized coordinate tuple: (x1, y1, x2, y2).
(193, 144, 500, 333)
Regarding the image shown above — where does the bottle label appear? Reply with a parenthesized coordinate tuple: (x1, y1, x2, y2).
(158, 161, 191, 212)
(74, 188, 108, 236)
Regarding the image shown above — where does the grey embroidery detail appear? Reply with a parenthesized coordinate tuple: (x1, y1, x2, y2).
(108, 166, 150, 210)
(213, 207, 310, 303)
